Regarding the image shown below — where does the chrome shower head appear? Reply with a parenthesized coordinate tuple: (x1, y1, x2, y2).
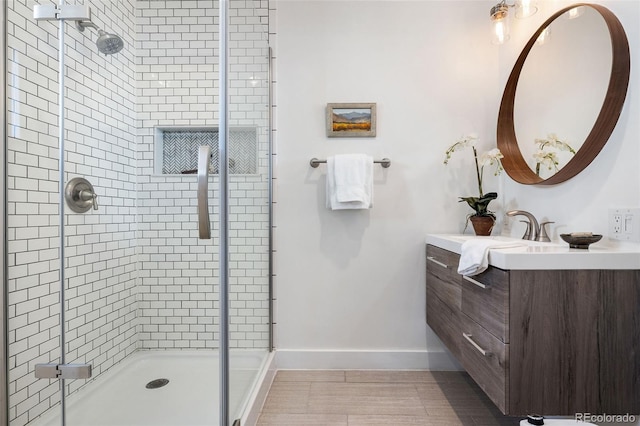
(96, 30, 124, 55)
(75, 20, 124, 55)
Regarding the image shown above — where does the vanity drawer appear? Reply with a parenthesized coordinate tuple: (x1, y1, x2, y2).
(426, 272, 461, 312)
(426, 287, 462, 360)
(460, 266, 509, 343)
(426, 245, 460, 279)
(459, 312, 508, 413)
(426, 245, 461, 311)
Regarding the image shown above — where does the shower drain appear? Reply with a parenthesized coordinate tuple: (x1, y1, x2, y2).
(145, 378, 170, 389)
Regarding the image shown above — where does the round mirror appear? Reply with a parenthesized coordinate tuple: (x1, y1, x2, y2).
(497, 3, 630, 185)
(515, 6, 611, 179)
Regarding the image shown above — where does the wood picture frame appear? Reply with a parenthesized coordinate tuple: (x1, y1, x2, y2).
(326, 103, 376, 137)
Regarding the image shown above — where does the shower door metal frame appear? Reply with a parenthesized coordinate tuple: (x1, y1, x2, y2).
(1, 0, 8, 424)
(267, 46, 275, 353)
(219, 0, 230, 424)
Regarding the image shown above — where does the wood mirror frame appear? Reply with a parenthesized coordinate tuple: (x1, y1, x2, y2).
(497, 3, 630, 185)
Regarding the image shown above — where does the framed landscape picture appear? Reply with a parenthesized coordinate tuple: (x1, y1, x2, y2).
(326, 103, 376, 137)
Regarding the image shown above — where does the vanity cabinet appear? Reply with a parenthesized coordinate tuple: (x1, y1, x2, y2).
(426, 244, 640, 416)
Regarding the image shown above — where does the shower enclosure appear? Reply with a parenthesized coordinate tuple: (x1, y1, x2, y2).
(3, 0, 273, 425)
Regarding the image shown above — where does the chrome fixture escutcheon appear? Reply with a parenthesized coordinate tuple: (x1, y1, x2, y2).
(65, 177, 98, 213)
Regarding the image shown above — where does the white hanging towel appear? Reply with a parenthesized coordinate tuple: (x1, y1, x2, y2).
(457, 238, 523, 276)
(326, 154, 374, 210)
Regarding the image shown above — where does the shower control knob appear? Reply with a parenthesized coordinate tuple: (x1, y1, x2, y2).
(79, 189, 98, 210)
(65, 177, 99, 213)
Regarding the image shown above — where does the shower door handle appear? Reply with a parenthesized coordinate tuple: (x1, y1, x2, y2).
(197, 145, 212, 239)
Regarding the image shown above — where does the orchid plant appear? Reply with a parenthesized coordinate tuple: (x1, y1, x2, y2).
(533, 133, 576, 176)
(444, 133, 504, 219)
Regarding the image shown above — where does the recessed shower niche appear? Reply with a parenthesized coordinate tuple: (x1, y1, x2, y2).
(155, 127, 258, 175)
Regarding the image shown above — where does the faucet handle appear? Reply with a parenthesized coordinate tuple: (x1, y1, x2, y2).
(519, 220, 532, 240)
(538, 221, 554, 242)
(79, 189, 98, 210)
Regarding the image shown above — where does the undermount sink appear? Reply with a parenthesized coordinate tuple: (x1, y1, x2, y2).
(448, 234, 511, 242)
(443, 234, 561, 247)
(426, 234, 640, 270)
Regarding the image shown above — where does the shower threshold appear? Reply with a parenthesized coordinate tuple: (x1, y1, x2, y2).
(30, 350, 266, 426)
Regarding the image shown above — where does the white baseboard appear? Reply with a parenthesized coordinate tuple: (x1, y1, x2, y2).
(274, 349, 462, 370)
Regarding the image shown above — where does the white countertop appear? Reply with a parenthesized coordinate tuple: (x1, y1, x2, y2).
(426, 234, 640, 270)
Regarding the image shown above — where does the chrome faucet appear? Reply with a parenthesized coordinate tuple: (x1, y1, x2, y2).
(506, 210, 553, 242)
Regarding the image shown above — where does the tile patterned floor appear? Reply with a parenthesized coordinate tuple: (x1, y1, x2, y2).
(256, 370, 522, 425)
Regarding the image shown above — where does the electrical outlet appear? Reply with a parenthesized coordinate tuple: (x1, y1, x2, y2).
(609, 208, 640, 242)
(612, 214, 622, 234)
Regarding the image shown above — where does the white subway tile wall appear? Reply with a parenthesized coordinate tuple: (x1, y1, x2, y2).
(7, 0, 137, 424)
(135, 0, 270, 350)
(6, 0, 270, 424)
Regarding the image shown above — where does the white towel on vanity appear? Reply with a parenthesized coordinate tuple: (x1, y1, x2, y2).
(457, 238, 523, 276)
(326, 154, 373, 210)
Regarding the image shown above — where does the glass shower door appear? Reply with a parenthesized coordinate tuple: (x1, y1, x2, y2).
(60, 1, 138, 424)
(7, 2, 69, 424)
(7, 0, 138, 424)
(5, 0, 271, 424)
(226, 0, 272, 422)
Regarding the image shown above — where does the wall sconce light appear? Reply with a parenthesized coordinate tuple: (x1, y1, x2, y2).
(490, 0, 538, 45)
(490, 2, 510, 44)
(515, 0, 538, 18)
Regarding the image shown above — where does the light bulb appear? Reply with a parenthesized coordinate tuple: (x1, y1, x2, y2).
(492, 19, 509, 44)
(490, 4, 510, 45)
(515, 0, 538, 19)
(566, 6, 584, 19)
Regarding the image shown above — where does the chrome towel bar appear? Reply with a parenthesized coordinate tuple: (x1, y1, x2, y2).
(309, 157, 391, 168)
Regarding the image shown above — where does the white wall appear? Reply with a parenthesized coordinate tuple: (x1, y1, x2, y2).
(273, 0, 502, 368)
(273, 0, 640, 368)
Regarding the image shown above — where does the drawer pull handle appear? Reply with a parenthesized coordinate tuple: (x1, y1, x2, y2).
(427, 256, 448, 268)
(463, 275, 489, 289)
(463, 333, 490, 357)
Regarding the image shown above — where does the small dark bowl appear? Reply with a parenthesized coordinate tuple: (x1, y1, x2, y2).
(560, 233, 603, 249)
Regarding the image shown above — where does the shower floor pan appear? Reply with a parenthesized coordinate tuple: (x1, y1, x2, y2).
(31, 350, 266, 426)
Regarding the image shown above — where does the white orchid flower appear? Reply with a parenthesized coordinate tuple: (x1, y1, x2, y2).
(533, 149, 559, 170)
(444, 133, 503, 200)
(533, 133, 575, 175)
(480, 148, 504, 164)
(444, 133, 480, 164)
(535, 133, 576, 154)
(479, 148, 505, 176)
